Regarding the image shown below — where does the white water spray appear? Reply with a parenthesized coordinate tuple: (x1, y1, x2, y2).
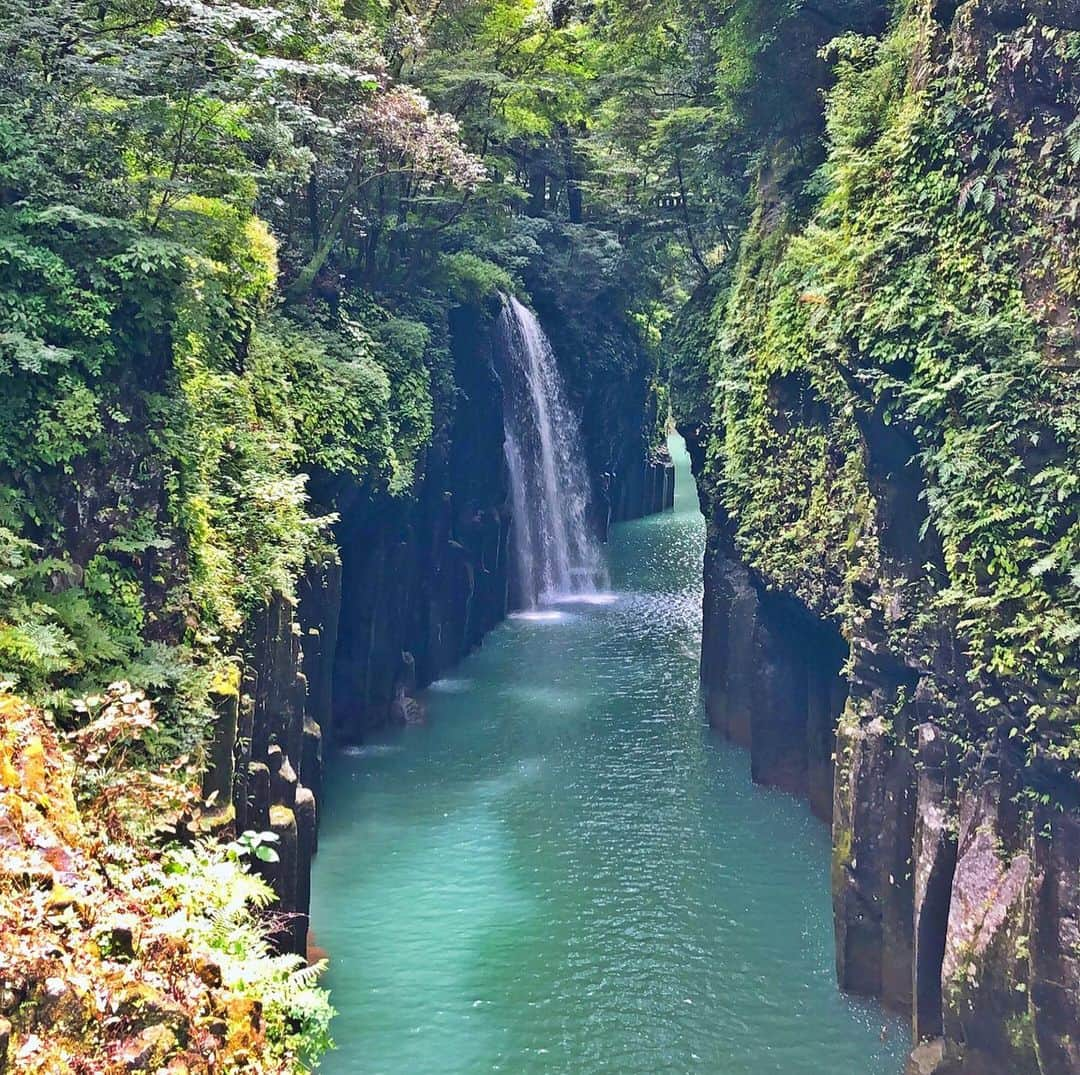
(499, 295, 605, 608)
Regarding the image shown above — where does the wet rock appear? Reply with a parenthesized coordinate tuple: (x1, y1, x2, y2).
(247, 761, 270, 833)
(390, 688, 425, 725)
(114, 982, 189, 1044)
(807, 671, 843, 823)
(939, 779, 1036, 1074)
(749, 608, 809, 797)
(298, 560, 341, 736)
(268, 744, 297, 808)
(287, 662, 307, 780)
(390, 652, 426, 725)
(905, 1038, 949, 1075)
(232, 686, 256, 832)
(301, 718, 323, 832)
(1029, 807, 1080, 1074)
(912, 723, 957, 1043)
(268, 804, 298, 951)
(833, 707, 886, 997)
(200, 680, 239, 813)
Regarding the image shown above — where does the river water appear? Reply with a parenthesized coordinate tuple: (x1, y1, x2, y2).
(310, 436, 909, 1075)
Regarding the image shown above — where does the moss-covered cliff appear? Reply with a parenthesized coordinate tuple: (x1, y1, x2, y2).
(679, 1, 1079, 1071)
(0, 2, 676, 1068)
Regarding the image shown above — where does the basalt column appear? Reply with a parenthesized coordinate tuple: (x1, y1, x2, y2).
(699, 525, 846, 821)
(196, 577, 336, 958)
(328, 301, 512, 743)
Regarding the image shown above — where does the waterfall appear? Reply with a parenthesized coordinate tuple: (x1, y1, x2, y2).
(498, 295, 605, 608)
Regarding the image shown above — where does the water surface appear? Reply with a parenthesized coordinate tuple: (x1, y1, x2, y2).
(310, 437, 909, 1074)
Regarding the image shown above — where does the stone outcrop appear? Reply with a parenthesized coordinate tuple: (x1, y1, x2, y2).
(698, 504, 1080, 1073)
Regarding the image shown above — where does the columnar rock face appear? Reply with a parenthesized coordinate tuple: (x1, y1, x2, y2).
(198, 300, 671, 955)
(199, 588, 333, 958)
(912, 722, 956, 1045)
(698, 511, 1080, 1073)
(684, 0, 1078, 1068)
(939, 780, 1034, 1073)
(603, 447, 676, 534)
(325, 302, 515, 743)
(1030, 808, 1080, 1075)
(699, 514, 847, 819)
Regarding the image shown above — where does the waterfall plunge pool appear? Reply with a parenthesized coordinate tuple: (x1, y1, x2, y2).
(309, 435, 909, 1075)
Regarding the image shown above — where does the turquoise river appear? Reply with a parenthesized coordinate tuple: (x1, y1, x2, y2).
(309, 436, 909, 1074)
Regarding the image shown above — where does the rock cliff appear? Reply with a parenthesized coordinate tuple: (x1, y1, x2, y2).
(681, 0, 1080, 1070)
(200, 298, 672, 958)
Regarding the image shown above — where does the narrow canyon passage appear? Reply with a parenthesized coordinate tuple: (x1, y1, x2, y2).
(310, 438, 909, 1074)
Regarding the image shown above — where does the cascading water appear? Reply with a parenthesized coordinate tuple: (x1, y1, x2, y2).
(499, 294, 605, 608)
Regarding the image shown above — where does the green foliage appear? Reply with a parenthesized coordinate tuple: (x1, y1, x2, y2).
(231, 829, 282, 863)
(0, 526, 125, 690)
(697, 4, 1080, 748)
(152, 837, 336, 1066)
(822, 28, 914, 152)
(442, 252, 516, 304)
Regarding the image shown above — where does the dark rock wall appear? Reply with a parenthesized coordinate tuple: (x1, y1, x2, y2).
(696, 460, 1080, 1073)
(603, 441, 675, 535)
(198, 299, 670, 956)
(684, 0, 1079, 1068)
(325, 302, 513, 744)
(694, 408, 1080, 1072)
(195, 588, 334, 958)
(698, 515, 848, 821)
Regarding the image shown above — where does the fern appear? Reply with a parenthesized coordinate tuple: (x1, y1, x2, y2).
(150, 838, 334, 1065)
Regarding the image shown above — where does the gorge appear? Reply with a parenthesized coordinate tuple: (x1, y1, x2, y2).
(310, 435, 910, 1075)
(0, 1, 1076, 1074)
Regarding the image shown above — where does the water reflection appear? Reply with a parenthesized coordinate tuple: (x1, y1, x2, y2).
(310, 435, 909, 1075)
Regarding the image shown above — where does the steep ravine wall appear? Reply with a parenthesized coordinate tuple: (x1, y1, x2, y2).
(695, 454, 1080, 1075)
(683, 0, 1080, 1071)
(205, 300, 672, 958)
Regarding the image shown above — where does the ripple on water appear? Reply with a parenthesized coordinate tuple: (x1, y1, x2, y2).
(339, 743, 403, 758)
(428, 678, 475, 694)
(543, 591, 619, 607)
(310, 436, 909, 1075)
(509, 609, 574, 623)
